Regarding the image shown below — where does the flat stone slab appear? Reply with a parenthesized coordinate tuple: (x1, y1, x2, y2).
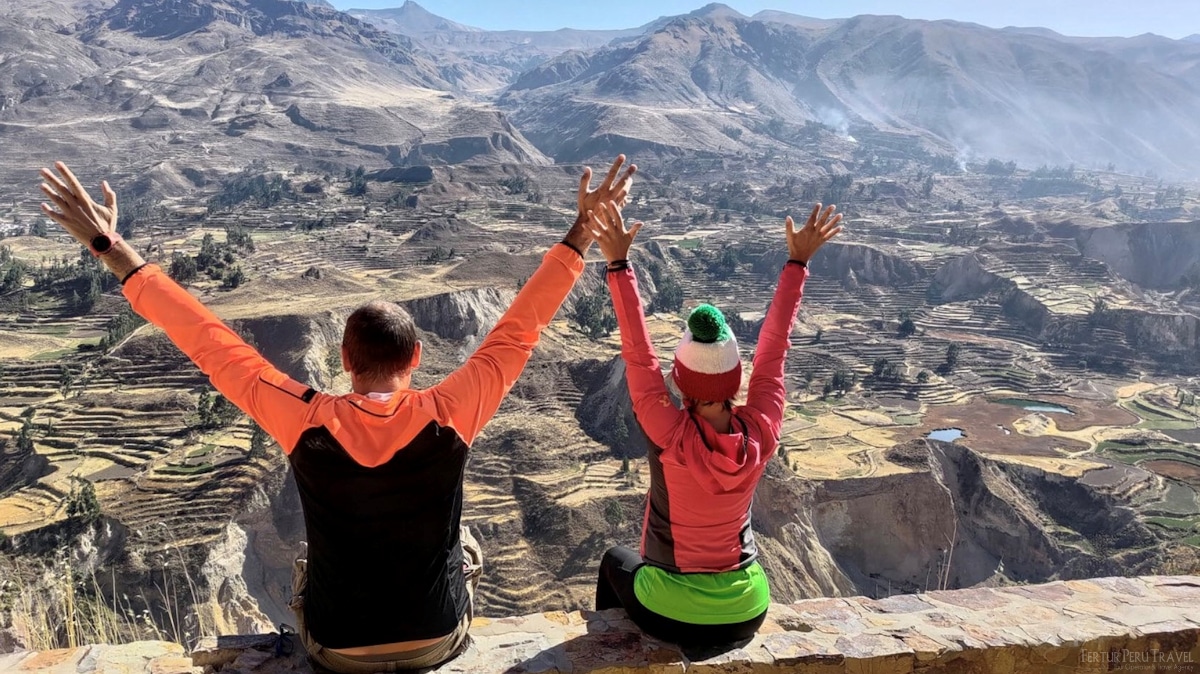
(7, 576, 1200, 673)
(3, 641, 197, 674)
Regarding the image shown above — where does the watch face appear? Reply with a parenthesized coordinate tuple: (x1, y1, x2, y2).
(91, 234, 113, 253)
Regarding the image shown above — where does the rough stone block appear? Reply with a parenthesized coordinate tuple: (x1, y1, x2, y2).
(760, 631, 845, 668)
(93, 642, 185, 674)
(15, 646, 89, 673)
(191, 635, 283, 668)
(999, 581, 1073, 604)
(886, 627, 959, 662)
(685, 643, 776, 674)
(924, 586, 1013, 610)
(0, 651, 33, 671)
(1064, 579, 1105, 594)
(1089, 576, 1151, 598)
(864, 595, 936, 615)
(1153, 576, 1200, 601)
(147, 654, 201, 674)
(835, 633, 913, 661)
(448, 632, 557, 674)
(766, 606, 815, 635)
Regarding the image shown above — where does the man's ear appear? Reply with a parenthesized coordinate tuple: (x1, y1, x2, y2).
(341, 345, 350, 373)
(409, 341, 422, 371)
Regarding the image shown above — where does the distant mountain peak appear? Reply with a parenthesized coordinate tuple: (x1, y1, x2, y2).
(634, 1, 746, 34)
(350, 0, 478, 33)
(399, 0, 439, 16)
(1185, 34, 1200, 43)
(690, 2, 746, 20)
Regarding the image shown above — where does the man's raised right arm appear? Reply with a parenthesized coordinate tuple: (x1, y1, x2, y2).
(423, 156, 637, 445)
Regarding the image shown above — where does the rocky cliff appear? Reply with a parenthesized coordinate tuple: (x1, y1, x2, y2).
(1073, 221, 1200, 290)
(800, 439, 1172, 597)
(404, 286, 514, 343)
(929, 249, 1200, 371)
(756, 243, 927, 288)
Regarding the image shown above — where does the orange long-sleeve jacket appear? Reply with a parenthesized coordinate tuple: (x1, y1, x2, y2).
(123, 243, 585, 648)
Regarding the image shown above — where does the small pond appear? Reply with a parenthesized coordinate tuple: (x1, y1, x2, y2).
(995, 398, 1075, 415)
(927, 428, 965, 442)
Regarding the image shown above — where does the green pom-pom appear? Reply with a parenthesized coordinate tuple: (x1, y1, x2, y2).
(688, 304, 731, 343)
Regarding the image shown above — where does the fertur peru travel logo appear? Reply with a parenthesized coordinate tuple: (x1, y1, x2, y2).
(1079, 648, 1196, 672)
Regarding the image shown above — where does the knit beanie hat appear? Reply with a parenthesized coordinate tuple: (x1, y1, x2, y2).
(671, 304, 742, 402)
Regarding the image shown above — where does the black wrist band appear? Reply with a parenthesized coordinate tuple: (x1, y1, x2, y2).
(787, 259, 808, 268)
(121, 263, 150, 285)
(607, 259, 630, 272)
(560, 239, 584, 258)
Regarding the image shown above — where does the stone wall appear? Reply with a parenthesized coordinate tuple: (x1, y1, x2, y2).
(3, 576, 1198, 673)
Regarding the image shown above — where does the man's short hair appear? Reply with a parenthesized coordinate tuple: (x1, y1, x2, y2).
(343, 301, 418, 382)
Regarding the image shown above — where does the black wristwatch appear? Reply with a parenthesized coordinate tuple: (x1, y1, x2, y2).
(89, 232, 123, 257)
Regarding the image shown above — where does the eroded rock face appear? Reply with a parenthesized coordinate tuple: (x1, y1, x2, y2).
(571, 356, 647, 458)
(228, 463, 306, 631)
(812, 469, 958, 593)
(799, 440, 1169, 597)
(0, 435, 50, 498)
(928, 250, 1200, 371)
(752, 461, 857, 601)
(928, 253, 1002, 303)
(199, 522, 274, 636)
(757, 244, 927, 288)
(403, 287, 515, 342)
(234, 313, 345, 388)
(1076, 222, 1200, 290)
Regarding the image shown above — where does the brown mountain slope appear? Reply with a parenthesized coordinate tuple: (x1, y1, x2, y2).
(500, 12, 1200, 176)
(499, 16, 829, 160)
(1000, 29, 1200, 89)
(0, 0, 544, 195)
(813, 16, 1200, 172)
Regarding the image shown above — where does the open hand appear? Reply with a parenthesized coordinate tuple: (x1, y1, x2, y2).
(587, 201, 643, 264)
(579, 155, 636, 216)
(787, 203, 843, 263)
(39, 162, 118, 247)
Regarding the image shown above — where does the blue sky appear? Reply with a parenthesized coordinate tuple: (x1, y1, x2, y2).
(331, 1, 1199, 39)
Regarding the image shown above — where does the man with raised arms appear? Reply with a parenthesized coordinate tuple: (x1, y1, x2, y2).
(37, 156, 635, 672)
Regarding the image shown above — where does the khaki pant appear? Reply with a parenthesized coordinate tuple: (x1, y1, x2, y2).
(289, 527, 484, 673)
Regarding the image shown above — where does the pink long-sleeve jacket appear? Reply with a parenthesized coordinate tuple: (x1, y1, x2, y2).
(607, 261, 808, 573)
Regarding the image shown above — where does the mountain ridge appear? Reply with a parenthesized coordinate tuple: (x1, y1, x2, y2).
(497, 10, 1200, 175)
(2, 0, 1199, 178)
(0, 0, 547, 196)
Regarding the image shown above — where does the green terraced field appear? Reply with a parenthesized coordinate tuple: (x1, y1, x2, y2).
(186, 444, 217, 459)
(1123, 398, 1197, 430)
(1098, 444, 1200, 469)
(1155, 481, 1200, 516)
(157, 463, 215, 476)
(1145, 515, 1200, 532)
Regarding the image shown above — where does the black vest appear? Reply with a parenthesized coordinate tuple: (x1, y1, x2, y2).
(288, 421, 469, 648)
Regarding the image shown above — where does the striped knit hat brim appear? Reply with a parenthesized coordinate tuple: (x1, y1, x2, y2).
(671, 328, 742, 402)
